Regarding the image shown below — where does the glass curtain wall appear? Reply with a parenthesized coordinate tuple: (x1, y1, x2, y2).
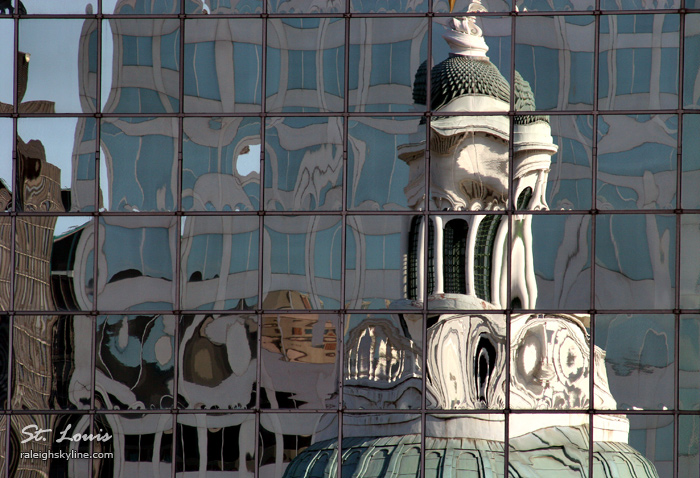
(0, 0, 699, 476)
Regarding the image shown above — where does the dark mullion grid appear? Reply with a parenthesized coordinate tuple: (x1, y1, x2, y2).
(16, 8, 698, 19)
(2, 6, 697, 478)
(419, 8, 433, 478)
(5, 108, 692, 119)
(337, 2, 350, 476)
(673, 5, 685, 478)
(504, 9, 516, 475)
(9, 207, 698, 218)
(1, 110, 664, 119)
(256, 4, 268, 477)
(588, 2, 601, 475)
(87, 11, 105, 476)
(3, 311, 13, 477)
(8, 306, 693, 316)
(0, 407, 679, 416)
(171, 4, 185, 473)
(4, 7, 17, 476)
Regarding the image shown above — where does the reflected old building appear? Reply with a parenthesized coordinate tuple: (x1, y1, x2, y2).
(0, 0, 697, 476)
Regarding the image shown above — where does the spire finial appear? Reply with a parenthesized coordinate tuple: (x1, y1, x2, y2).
(443, 0, 489, 58)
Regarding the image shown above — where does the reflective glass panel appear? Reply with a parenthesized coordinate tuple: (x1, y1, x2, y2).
(0, 20, 13, 108)
(680, 315, 700, 410)
(511, 315, 592, 410)
(423, 214, 510, 310)
(601, 0, 679, 8)
(682, 114, 700, 209)
(679, 415, 700, 478)
(268, 0, 344, 12)
(598, 14, 680, 111)
(547, 115, 593, 210)
(432, 16, 512, 109)
(10, 414, 91, 476)
(22, 0, 94, 13)
(345, 217, 406, 309)
(349, 18, 427, 112)
(18, 117, 96, 213)
(606, 414, 674, 477)
(264, 117, 343, 211)
(261, 314, 338, 409)
(95, 314, 175, 409)
(530, 214, 591, 310)
(597, 114, 677, 210)
(515, 16, 595, 111)
(184, 0, 262, 13)
(341, 413, 420, 478)
(96, 216, 177, 312)
(520, 0, 594, 11)
(347, 116, 422, 211)
(0, 118, 12, 210)
(686, 15, 700, 109)
(177, 413, 255, 473)
(104, 0, 180, 14)
(510, 414, 589, 475)
(595, 314, 674, 411)
(183, 117, 260, 212)
(96, 413, 172, 477)
(593, 414, 671, 476)
(181, 216, 259, 310)
(595, 214, 675, 310)
(13, 317, 92, 409)
(427, 313, 502, 410)
(434, 0, 510, 12)
(101, 19, 180, 114)
(180, 314, 257, 409)
(100, 117, 178, 212)
(263, 216, 342, 310)
(184, 19, 262, 113)
(15, 216, 69, 311)
(0, 317, 8, 409)
(681, 215, 700, 309)
(344, 314, 422, 410)
(266, 18, 344, 113)
(259, 412, 334, 475)
(427, 414, 505, 476)
(18, 19, 95, 114)
(351, 0, 427, 12)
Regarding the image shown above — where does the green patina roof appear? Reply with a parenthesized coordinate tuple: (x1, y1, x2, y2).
(513, 70, 550, 125)
(284, 427, 659, 478)
(413, 56, 549, 125)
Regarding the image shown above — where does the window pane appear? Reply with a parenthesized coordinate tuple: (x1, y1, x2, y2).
(515, 16, 595, 111)
(595, 214, 675, 310)
(349, 18, 427, 112)
(263, 215, 342, 310)
(179, 314, 257, 409)
(265, 117, 343, 211)
(597, 114, 677, 210)
(595, 314, 674, 411)
(266, 18, 344, 113)
(19, 20, 95, 114)
(102, 19, 180, 114)
(184, 19, 262, 113)
(598, 14, 679, 111)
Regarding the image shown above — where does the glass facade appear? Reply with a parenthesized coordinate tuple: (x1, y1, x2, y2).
(0, 0, 699, 476)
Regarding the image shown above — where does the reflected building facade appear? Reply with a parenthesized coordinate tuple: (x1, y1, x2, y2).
(0, 0, 699, 476)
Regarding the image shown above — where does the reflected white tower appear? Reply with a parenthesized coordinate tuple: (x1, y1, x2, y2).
(287, 3, 661, 477)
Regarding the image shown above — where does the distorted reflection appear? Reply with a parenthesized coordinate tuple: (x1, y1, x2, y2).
(0, 0, 686, 476)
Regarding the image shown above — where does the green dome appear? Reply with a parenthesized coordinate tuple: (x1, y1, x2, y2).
(413, 56, 549, 125)
(413, 56, 510, 110)
(284, 427, 659, 478)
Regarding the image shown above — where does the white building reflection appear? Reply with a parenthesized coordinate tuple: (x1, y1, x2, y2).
(0, 0, 690, 476)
